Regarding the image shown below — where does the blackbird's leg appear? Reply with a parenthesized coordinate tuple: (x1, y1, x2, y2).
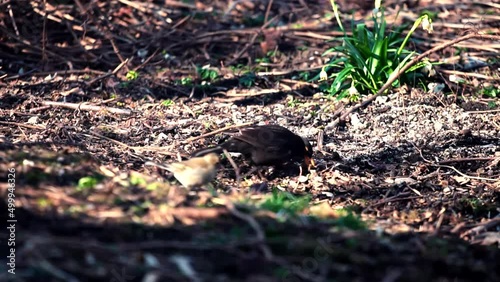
(241, 166, 268, 180)
(256, 168, 267, 180)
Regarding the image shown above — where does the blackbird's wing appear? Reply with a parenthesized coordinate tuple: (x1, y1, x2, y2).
(232, 125, 295, 159)
(236, 125, 294, 147)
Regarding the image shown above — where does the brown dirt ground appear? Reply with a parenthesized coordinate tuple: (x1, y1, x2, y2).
(0, 0, 499, 281)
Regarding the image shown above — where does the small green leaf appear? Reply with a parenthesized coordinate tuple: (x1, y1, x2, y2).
(126, 70, 139, 81)
(161, 99, 174, 107)
(77, 176, 98, 191)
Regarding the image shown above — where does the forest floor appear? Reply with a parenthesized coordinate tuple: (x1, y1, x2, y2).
(0, 0, 499, 281)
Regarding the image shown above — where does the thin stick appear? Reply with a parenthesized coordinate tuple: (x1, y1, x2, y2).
(438, 157, 496, 165)
(434, 164, 499, 182)
(0, 120, 45, 130)
(182, 122, 252, 144)
(78, 132, 130, 148)
(85, 58, 129, 86)
(221, 195, 274, 260)
(466, 109, 500, 114)
(226, 14, 280, 65)
(40, 101, 132, 115)
(222, 149, 241, 191)
(460, 216, 500, 238)
(412, 142, 499, 182)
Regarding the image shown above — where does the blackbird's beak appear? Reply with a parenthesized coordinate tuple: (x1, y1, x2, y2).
(304, 155, 315, 170)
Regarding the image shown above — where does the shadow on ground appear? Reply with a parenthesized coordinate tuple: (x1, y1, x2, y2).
(1, 200, 499, 282)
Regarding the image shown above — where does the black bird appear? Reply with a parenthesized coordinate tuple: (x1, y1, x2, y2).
(191, 124, 314, 167)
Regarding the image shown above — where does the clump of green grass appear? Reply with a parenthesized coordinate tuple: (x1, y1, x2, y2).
(332, 208, 367, 230)
(197, 65, 219, 82)
(161, 99, 174, 107)
(125, 70, 139, 81)
(259, 188, 312, 218)
(318, 0, 434, 100)
(77, 176, 99, 192)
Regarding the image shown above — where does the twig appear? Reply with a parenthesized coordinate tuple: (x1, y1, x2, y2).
(226, 14, 280, 65)
(369, 196, 422, 208)
(222, 149, 241, 190)
(436, 164, 499, 182)
(129, 145, 178, 156)
(107, 28, 126, 63)
(33, 249, 79, 282)
(40, 101, 132, 115)
(41, 0, 48, 61)
(412, 142, 499, 182)
(7, 3, 19, 36)
(432, 207, 446, 236)
(182, 122, 253, 144)
(416, 170, 440, 181)
(466, 109, 500, 114)
(0, 120, 45, 130)
(4, 69, 107, 81)
(94, 97, 117, 106)
(77, 132, 130, 148)
(271, 257, 325, 282)
(440, 69, 500, 80)
(82, 131, 181, 157)
(221, 88, 281, 97)
(221, 196, 274, 260)
(460, 216, 500, 238)
(263, 0, 273, 24)
(85, 58, 129, 86)
(133, 49, 159, 71)
(181, 101, 196, 118)
(438, 157, 496, 165)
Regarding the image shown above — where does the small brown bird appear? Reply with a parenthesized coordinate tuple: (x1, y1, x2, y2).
(191, 125, 314, 168)
(145, 153, 219, 188)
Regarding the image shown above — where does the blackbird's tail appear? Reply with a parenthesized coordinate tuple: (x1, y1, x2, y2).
(190, 146, 224, 158)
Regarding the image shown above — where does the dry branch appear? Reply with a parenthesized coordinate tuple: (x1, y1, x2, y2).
(40, 101, 132, 115)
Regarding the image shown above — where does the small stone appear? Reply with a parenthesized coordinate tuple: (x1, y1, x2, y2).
(350, 113, 364, 128)
(375, 96, 389, 104)
(298, 175, 308, 183)
(433, 121, 443, 132)
(27, 116, 39, 124)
